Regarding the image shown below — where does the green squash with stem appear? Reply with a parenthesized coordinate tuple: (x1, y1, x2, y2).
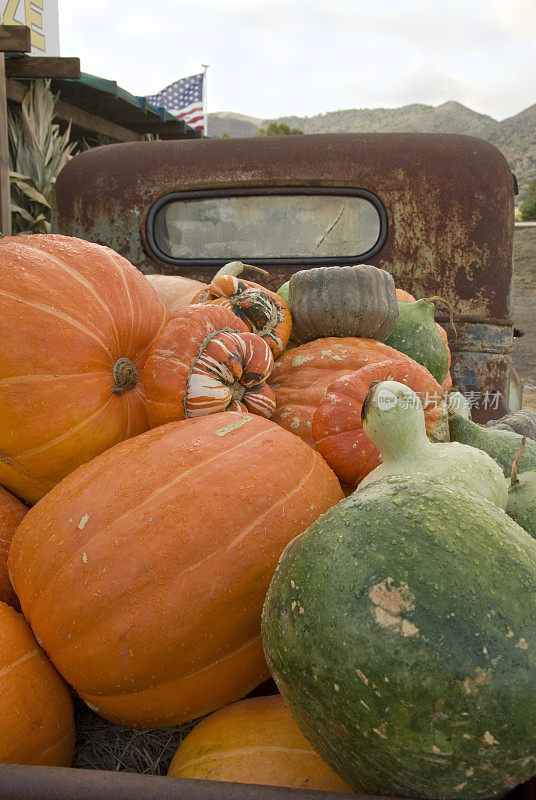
(385, 298, 449, 383)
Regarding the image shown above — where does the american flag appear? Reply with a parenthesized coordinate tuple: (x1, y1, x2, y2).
(145, 73, 205, 131)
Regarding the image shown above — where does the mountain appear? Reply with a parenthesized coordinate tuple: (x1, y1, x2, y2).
(208, 101, 536, 190)
(207, 112, 262, 138)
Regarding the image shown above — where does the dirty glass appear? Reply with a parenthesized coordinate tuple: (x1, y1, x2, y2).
(152, 194, 382, 260)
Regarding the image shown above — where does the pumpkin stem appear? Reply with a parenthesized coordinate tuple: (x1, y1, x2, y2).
(112, 358, 139, 394)
(425, 296, 457, 340)
(510, 436, 526, 488)
(214, 261, 270, 280)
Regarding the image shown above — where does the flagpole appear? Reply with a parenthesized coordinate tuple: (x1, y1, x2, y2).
(201, 64, 209, 136)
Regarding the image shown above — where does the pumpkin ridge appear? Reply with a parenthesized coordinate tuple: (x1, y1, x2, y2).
(0, 647, 40, 680)
(111, 251, 137, 355)
(82, 633, 264, 701)
(25, 425, 274, 618)
(177, 745, 316, 770)
(16, 396, 116, 461)
(227, 449, 318, 553)
(0, 371, 110, 386)
(17, 243, 123, 350)
(0, 287, 114, 360)
(37, 729, 77, 763)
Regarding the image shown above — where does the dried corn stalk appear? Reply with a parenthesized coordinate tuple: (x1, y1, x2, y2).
(7, 79, 77, 235)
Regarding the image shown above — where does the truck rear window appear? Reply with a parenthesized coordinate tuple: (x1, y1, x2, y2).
(146, 187, 387, 267)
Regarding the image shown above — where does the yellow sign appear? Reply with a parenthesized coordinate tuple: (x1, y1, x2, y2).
(0, 0, 60, 55)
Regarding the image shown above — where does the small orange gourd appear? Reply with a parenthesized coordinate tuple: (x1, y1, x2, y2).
(168, 694, 353, 792)
(144, 305, 276, 427)
(192, 264, 292, 358)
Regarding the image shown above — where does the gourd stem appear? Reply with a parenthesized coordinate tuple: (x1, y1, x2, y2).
(510, 436, 526, 487)
(214, 261, 270, 280)
(425, 295, 458, 340)
(112, 358, 138, 394)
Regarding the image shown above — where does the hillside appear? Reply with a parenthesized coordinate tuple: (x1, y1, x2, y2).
(208, 101, 536, 190)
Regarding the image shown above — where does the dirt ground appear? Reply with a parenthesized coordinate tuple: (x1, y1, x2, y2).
(512, 227, 536, 411)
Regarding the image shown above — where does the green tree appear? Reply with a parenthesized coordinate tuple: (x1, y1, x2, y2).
(520, 180, 536, 221)
(255, 121, 303, 136)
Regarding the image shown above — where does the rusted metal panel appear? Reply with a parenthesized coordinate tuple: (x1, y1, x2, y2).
(52, 133, 514, 311)
(443, 320, 514, 401)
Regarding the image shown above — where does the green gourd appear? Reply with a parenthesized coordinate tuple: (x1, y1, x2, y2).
(262, 473, 536, 799)
(485, 410, 536, 442)
(385, 299, 449, 383)
(506, 438, 536, 538)
(359, 381, 508, 508)
(507, 472, 536, 538)
(449, 413, 536, 477)
(277, 280, 290, 304)
(282, 265, 399, 345)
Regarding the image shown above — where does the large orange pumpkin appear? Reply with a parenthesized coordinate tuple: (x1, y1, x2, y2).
(312, 359, 447, 485)
(269, 337, 416, 448)
(0, 486, 26, 607)
(0, 601, 75, 766)
(168, 694, 353, 792)
(0, 234, 166, 504)
(9, 412, 343, 728)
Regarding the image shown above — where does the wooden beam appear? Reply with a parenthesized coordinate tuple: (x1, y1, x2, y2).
(0, 55, 12, 235)
(5, 57, 81, 80)
(0, 25, 31, 53)
(107, 120, 185, 135)
(6, 79, 143, 142)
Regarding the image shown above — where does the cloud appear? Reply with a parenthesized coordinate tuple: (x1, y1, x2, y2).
(56, 0, 536, 121)
(492, 0, 536, 39)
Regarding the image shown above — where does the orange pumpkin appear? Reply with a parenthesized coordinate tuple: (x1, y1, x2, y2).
(168, 694, 353, 792)
(192, 275, 292, 358)
(0, 601, 75, 766)
(9, 412, 343, 728)
(0, 486, 26, 608)
(145, 274, 207, 317)
(269, 337, 416, 448)
(312, 359, 447, 486)
(145, 305, 276, 427)
(0, 234, 166, 504)
(395, 288, 417, 302)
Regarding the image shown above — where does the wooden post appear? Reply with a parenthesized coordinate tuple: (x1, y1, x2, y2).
(0, 26, 31, 236)
(0, 52, 10, 235)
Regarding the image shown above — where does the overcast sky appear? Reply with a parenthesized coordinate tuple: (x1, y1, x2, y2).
(57, 0, 536, 122)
